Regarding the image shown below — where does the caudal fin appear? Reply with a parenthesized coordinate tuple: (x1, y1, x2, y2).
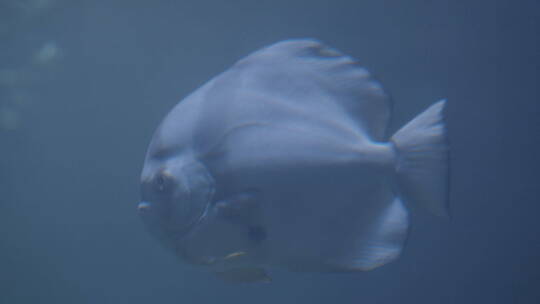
(391, 100, 449, 217)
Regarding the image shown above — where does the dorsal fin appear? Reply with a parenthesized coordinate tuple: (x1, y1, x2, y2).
(233, 39, 392, 141)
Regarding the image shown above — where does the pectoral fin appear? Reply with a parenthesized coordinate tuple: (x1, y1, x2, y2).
(214, 191, 262, 225)
(214, 267, 271, 283)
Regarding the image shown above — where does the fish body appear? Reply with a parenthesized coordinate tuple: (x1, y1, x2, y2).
(138, 39, 449, 282)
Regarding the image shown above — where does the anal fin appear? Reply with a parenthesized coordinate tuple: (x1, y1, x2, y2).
(331, 197, 409, 271)
(214, 191, 261, 225)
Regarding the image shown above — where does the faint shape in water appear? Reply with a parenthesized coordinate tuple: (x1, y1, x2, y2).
(0, 41, 63, 131)
(0, 69, 27, 87)
(4, 0, 59, 14)
(32, 41, 62, 66)
(0, 107, 20, 130)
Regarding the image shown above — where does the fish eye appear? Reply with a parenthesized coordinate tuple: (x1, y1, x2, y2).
(154, 171, 174, 192)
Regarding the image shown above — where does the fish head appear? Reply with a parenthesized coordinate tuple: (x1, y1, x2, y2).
(138, 155, 215, 248)
(139, 154, 265, 269)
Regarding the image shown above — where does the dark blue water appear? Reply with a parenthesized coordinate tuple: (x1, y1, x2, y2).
(1, 1, 538, 303)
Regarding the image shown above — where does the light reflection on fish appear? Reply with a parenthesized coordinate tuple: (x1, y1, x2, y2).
(138, 39, 449, 283)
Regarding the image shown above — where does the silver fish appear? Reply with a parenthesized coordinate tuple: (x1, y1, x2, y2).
(138, 39, 449, 283)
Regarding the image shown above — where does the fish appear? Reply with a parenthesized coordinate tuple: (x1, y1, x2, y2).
(138, 39, 449, 283)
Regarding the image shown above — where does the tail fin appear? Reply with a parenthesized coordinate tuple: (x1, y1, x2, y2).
(390, 100, 449, 217)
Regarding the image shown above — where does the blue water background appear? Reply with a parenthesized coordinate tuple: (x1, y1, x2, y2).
(1, 0, 538, 303)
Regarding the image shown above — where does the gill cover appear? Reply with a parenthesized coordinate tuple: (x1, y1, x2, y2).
(173, 161, 215, 234)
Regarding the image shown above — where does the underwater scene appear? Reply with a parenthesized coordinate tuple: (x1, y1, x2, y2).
(1, 0, 538, 303)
